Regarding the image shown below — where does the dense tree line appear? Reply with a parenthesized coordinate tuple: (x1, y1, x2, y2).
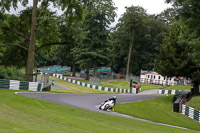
(0, 0, 199, 95)
(156, 0, 200, 95)
(0, 0, 169, 79)
(0, 0, 85, 81)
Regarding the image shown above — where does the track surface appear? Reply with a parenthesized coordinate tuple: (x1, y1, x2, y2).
(52, 85, 70, 90)
(17, 93, 163, 113)
(16, 92, 188, 130)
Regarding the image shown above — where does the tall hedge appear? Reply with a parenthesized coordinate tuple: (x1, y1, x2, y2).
(0, 66, 24, 80)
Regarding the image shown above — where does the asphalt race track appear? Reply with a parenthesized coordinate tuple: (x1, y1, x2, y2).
(16, 92, 188, 130)
(16, 93, 163, 113)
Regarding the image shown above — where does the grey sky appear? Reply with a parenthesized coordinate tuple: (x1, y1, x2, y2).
(8, 0, 171, 27)
(112, 0, 171, 26)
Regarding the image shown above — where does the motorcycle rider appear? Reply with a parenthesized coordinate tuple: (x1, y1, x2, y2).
(108, 96, 117, 105)
(99, 96, 117, 110)
(109, 96, 116, 109)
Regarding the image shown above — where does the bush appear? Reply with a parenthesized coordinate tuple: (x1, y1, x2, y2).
(0, 66, 24, 80)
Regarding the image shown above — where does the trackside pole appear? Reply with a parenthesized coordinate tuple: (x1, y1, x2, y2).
(50, 84, 52, 91)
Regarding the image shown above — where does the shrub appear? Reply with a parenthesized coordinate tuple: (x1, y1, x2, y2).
(0, 66, 24, 80)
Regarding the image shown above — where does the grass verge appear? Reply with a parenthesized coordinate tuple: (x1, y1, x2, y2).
(51, 76, 193, 92)
(140, 84, 162, 92)
(162, 85, 192, 90)
(78, 79, 163, 92)
(114, 95, 200, 131)
(49, 76, 117, 94)
(186, 96, 200, 110)
(77, 79, 131, 89)
(0, 89, 198, 133)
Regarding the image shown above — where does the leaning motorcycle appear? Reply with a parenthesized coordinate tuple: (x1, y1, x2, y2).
(99, 98, 116, 111)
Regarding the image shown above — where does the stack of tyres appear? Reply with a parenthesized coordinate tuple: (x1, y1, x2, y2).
(0, 79, 9, 89)
(173, 90, 192, 112)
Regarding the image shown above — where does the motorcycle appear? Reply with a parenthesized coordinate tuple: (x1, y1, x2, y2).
(99, 96, 116, 111)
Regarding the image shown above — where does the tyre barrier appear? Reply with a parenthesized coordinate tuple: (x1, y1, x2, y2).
(158, 89, 199, 123)
(0, 79, 42, 91)
(172, 90, 192, 113)
(158, 89, 182, 95)
(182, 104, 200, 123)
(53, 74, 140, 94)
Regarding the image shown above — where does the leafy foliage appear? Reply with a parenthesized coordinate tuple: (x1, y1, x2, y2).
(0, 66, 24, 80)
(72, 0, 116, 78)
(111, 6, 168, 75)
(156, 0, 200, 95)
(0, 0, 85, 81)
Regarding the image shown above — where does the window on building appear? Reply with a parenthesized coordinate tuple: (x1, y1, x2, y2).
(154, 75, 155, 79)
(158, 76, 160, 79)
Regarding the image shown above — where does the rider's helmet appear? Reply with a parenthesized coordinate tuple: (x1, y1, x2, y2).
(113, 96, 116, 99)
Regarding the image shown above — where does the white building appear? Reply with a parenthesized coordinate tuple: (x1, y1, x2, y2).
(140, 71, 177, 86)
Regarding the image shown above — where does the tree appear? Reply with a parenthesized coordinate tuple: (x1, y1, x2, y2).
(156, 21, 199, 95)
(111, 12, 168, 76)
(0, 0, 84, 81)
(113, 6, 149, 77)
(157, 7, 179, 25)
(157, 0, 200, 95)
(73, 0, 116, 79)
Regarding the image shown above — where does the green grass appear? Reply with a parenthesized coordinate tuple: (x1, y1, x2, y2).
(140, 84, 163, 92)
(163, 85, 192, 90)
(50, 76, 194, 94)
(101, 79, 130, 89)
(187, 96, 200, 110)
(78, 79, 163, 92)
(114, 95, 200, 131)
(0, 89, 198, 133)
(49, 76, 117, 94)
(78, 79, 130, 89)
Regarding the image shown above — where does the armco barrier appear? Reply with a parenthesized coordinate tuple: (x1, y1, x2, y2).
(182, 104, 200, 123)
(53, 74, 140, 94)
(158, 89, 199, 123)
(0, 79, 42, 91)
(158, 89, 182, 95)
